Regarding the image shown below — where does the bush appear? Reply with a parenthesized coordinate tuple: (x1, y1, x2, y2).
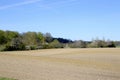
(42, 44, 51, 49)
(3, 43, 25, 51)
(30, 46, 36, 50)
(106, 41, 116, 48)
(69, 40, 86, 48)
(49, 39, 63, 48)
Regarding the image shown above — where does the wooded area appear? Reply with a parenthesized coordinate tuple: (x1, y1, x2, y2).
(0, 30, 118, 51)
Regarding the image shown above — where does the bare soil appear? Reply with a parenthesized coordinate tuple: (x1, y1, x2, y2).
(0, 48, 120, 80)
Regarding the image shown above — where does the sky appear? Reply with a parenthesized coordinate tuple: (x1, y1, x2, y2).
(0, 0, 120, 41)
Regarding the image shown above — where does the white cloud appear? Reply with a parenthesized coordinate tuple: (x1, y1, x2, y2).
(0, 0, 42, 10)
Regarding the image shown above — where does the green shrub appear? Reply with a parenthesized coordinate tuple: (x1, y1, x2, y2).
(30, 46, 36, 50)
(3, 43, 25, 51)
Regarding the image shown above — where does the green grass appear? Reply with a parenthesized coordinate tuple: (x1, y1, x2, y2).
(116, 46, 120, 48)
(0, 77, 17, 80)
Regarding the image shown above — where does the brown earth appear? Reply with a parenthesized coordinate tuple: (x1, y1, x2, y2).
(0, 48, 120, 80)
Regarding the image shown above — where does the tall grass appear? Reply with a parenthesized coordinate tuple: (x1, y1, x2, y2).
(0, 77, 17, 80)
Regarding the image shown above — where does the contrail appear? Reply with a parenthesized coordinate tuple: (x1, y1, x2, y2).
(0, 0, 42, 10)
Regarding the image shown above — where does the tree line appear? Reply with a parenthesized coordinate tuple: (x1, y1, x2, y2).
(0, 30, 118, 51)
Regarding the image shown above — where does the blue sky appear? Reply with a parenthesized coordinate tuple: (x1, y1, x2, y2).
(0, 0, 120, 41)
